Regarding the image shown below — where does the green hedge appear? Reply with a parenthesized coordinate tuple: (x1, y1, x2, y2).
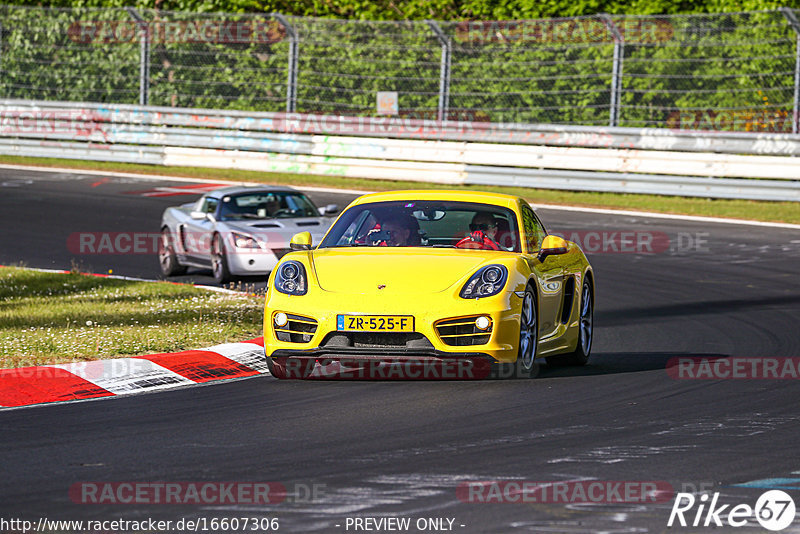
(1, 4, 798, 131)
(3, 0, 800, 19)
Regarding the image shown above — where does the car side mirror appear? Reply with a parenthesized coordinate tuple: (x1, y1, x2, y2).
(190, 211, 207, 220)
(290, 231, 312, 251)
(538, 235, 568, 262)
(319, 204, 339, 216)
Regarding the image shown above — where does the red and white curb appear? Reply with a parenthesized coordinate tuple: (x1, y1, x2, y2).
(1, 266, 271, 409)
(0, 338, 269, 409)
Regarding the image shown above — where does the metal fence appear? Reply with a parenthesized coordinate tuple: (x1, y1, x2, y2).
(1, 6, 800, 132)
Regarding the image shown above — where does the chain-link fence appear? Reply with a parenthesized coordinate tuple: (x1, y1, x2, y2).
(1, 5, 799, 132)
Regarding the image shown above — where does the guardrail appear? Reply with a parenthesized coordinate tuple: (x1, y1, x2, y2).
(1, 99, 798, 202)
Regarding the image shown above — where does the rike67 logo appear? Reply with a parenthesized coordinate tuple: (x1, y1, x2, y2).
(668, 490, 796, 531)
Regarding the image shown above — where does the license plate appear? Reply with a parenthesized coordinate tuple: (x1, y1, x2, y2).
(337, 315, 414, 332)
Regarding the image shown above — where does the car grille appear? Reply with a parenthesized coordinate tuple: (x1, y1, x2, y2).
(275, 314, 317, 343)
(320, 332, 434, 349)
(435, 316, 492, 346)
(272, 248, 292, 259)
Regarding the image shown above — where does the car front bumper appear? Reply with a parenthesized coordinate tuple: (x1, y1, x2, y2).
(263, 287, 525, 365)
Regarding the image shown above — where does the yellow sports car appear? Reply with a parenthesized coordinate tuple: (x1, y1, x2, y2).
(263, 190, 594, 379)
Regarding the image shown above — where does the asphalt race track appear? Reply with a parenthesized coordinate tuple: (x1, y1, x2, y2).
(1, 167, 800, 533)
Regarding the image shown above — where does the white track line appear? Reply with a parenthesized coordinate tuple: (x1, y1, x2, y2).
(528, 203, 800, 229)
(2, 163, 798, 229)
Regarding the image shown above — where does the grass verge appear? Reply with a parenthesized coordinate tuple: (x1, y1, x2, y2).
(0, 266, 263, 369)
(0, 155, 797, 224)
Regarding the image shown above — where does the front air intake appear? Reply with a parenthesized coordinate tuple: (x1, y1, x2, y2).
(435, 316, 492, 346)
(275, 314, 317, 343)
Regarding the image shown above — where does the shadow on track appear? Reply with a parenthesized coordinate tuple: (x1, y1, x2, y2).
(540, 351, 730, 378)
(596, 294, 800, 326)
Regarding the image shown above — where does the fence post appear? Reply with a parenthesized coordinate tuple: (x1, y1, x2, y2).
(126, 8, 149, 106)
(0, 21, 3, 98)
(427, 20, 451, 122)
(600, 14, 624, 127)
(781, 8, 800, 134)
(272, 14, 298, 113)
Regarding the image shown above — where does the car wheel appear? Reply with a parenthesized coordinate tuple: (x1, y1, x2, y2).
(516, 286, 540, 378)
(267, 357, 315, 379)
(491, 286, 539, 379)
(548, 279, 593, 367)
(211, 234, 231, 285)
(158, 228, 187, 277)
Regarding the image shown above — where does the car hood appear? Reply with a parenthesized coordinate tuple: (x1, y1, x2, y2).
(310, 248, 494, 294)
(222, 219, 330, 243)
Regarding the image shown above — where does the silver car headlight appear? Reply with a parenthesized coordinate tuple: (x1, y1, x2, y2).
(274, 260, 307, 295)
(232, 232, 260, 249)
(460, 265, 508, 299)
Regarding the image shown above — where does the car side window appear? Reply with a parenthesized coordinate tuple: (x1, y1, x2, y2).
(203, 198, 219, 215)
(521, 205, 546, 252)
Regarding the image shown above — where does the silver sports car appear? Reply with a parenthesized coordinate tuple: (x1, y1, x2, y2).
(158, 185, 337, 283)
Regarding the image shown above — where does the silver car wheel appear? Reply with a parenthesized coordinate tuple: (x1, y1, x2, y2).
(158, 228, 186, 277)
(211, 235, 230, 284)
(159, 232, 173, 270)
(579, 282, 593, 354)
(518, 288, 537, 371)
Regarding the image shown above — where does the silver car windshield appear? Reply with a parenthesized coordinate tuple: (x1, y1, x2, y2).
(218, 192, 318, 221)
(319, 200, 521, 252)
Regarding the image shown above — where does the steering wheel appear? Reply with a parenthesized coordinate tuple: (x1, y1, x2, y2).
(455, 231, 500, 250)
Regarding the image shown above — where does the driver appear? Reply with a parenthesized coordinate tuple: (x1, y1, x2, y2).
(456, 212, 501, 250)
(264, 197, 281, 216)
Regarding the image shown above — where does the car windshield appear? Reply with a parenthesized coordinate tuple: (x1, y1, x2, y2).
(217, 191, 319, 221)
(319, 200, 521, 252)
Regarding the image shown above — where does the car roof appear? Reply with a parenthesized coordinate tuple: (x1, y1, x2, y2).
(349, 190, 521, 209)
(205, 185, 301, 198)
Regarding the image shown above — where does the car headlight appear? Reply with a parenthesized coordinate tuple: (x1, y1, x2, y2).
(460, 265, 508, 299)
(274, 260, 307, 295)
(232, 232, 260, 249)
